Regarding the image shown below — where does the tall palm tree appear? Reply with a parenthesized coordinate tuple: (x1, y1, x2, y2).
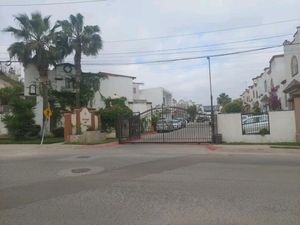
(57, 13, 103, 107)
(4, 12, 65, 116)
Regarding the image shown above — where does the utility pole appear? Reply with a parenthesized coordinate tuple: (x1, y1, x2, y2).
(207, 57, 215, 143)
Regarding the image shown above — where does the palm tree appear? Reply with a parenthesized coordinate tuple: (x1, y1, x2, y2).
(217, 93, 231, 106)
(4, 12, 65, 116)
(57, 13, 103, 107)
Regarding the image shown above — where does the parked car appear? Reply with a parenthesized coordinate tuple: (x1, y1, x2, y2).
(156, 119, 174, 132)
(197, 116, 211, 124)
(175, 118, 187, 128)
(171, 119, 181, 129)
(241, 115, 249, 124)
(242, 114, 269, 134)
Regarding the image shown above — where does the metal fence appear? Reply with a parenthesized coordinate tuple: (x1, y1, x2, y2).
(118, 106, 217, 143)
(241, 113, 270, 135)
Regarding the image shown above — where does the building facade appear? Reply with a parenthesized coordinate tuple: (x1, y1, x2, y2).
(241, 26, 300, 112)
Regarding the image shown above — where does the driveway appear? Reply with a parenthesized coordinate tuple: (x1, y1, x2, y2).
(0, 144, 300, 225)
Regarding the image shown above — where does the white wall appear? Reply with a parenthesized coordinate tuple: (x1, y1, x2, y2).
(217, 111, 296, 143)
(24, 64, 40, 96)
(93, 75, 134, 109)
(48, 64, 76, 92)
(129, 102, 151, 113)
(0, 114, 8, 135)
(140, 87, 172, 107)
(140, 88, 163, 107)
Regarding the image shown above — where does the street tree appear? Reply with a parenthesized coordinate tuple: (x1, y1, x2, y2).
(187, 105, 197, 122)
(57, 13, 103, 107)
(217, 93, 231, 106)
(4, 12, 66, 117)
(222, 99, 243, 113)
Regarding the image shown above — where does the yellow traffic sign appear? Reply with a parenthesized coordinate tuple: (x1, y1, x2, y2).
(43, 107, 53, 119)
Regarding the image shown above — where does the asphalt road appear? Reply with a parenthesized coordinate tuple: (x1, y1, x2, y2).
(0, 144, 300, 225)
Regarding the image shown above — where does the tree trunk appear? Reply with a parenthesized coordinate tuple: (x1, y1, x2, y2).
(37, 66, 50, 137)
(38, 66, 49, 120)
(74, 48, 82, 108)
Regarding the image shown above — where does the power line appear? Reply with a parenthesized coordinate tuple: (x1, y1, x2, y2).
(75, 45, 284, 66)
(2, 43, 298, 66)
(0, 0, 106, 7)
(105, 18, 300, 43)
(99, 33, 291, 55)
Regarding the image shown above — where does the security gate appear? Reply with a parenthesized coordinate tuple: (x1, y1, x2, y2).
(117, 106, 217, 144)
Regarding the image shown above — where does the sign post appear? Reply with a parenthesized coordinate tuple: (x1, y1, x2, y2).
(41, 107, 53, 145)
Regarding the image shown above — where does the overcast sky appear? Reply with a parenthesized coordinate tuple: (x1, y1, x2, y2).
(0, 0, 300, 105)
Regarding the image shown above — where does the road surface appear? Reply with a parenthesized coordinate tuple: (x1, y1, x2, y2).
(0, 144, 300, 225)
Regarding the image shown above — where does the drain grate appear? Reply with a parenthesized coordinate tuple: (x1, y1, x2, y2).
(71, 168, 91, 174)
(77, 156, 91, 159)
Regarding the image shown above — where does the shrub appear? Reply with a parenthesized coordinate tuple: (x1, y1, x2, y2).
(52, 127, 64, 137)
(2, 97, 36, 140)
(28, 125, 41, 137)
(222, 99, 243, 113)
(98, 97, 132, 132)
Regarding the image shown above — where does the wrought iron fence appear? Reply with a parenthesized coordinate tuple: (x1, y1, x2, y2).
(118, 106, 217, 143)
(241, 113, 270, 135)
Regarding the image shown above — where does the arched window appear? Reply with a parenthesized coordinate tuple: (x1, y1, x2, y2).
(291, 56, 298, 76)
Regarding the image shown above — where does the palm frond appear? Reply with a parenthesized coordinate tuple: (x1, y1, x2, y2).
(3, 26, 30, 40)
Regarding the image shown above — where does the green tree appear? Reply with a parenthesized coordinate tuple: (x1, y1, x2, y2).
(187, 105, 197, 122)
(98, 97, 132, 132)
(2, 97, 38, 139)
(4, 12, 66, 119)
(217, 93, 232, 106)
(57, 13, 103, 107)
(222, 99, 243, 113)
(0, 86, 22, 105)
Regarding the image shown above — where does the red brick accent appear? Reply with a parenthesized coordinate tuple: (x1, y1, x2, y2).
(74, 108, 81, 133)
(91, 111, 95, 130)
(64, 113, 72, 142)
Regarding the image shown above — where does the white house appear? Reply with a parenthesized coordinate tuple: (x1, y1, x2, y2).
(24, 64, 137, 126)
(139, 87, 172, 108)
(128, 82, 152, 113)
(92, 72, 135, 109)
(241, 26, 300, 112)
(24, 63, 174, 127)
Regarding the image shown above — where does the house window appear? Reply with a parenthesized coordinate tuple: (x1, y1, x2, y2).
(264, 80, 267, 92)
(133, 87, 136, 94)
(65, 78, 73, 89)
(291, 56, 298, 76)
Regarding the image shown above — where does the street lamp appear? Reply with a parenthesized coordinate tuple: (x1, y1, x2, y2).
(207, 57, 215, 143)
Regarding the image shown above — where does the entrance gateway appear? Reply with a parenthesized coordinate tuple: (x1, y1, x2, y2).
(117, 106, 217, 144)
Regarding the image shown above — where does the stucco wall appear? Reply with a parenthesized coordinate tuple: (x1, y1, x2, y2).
(217, 111, 296, 143)
(0, 114, 8, 135)
(129, 102, 151, 113)
(140, 87, 172, 107)
(93, 75, 134, 109)
(24, 64, 40, 96)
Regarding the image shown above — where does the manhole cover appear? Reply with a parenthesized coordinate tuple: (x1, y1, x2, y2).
(71, 168, 91, 174)
(77, 156, 90, 159)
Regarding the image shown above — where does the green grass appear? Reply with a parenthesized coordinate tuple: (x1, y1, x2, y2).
(0, 137, 64, 144)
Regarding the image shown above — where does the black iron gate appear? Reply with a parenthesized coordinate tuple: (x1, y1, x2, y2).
(117, 106, 217, 144)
